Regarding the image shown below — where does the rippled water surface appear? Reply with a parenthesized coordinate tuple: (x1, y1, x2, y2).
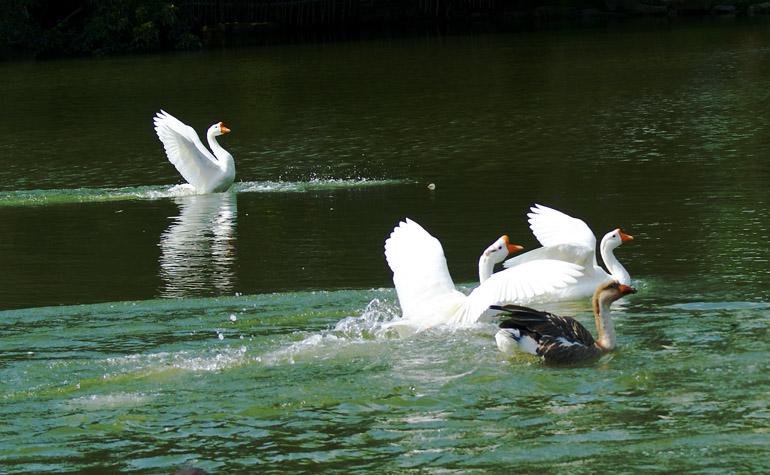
(1, 19, 770, 473)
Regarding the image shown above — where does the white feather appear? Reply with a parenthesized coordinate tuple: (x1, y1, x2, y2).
(384, 218, 458, 319)
(495, 329, 538, 356)
(495, 329, 520, 355)
(465, 259, 583, 324)
(527, 203, 596, 250)
(556, 336, 586, 348)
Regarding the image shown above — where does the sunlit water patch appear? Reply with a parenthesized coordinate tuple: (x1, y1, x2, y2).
(1, 285, 769, 473)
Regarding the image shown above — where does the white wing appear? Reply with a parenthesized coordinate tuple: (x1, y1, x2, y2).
(528, 204, 596, 249)
(465, 260, 585, 324)
(503, 243, 594, 269)
(154, 110, 222, 191)
(384, 219, 457, 318)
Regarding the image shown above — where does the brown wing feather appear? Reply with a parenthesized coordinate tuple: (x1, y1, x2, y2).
(492, 305, 601, 364)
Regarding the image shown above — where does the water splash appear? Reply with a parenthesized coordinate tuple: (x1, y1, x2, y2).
(332, 297, 401, 338)
(254, 298, 402, 366)
(100, 345, 252, 377)
(0, 178, 411, 207)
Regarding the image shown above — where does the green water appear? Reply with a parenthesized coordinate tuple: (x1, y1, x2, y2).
(1, 19, 770, 473)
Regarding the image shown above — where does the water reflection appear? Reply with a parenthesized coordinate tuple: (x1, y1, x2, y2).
(158, 193, 238, 298)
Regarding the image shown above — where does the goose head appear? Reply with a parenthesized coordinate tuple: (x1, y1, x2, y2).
(483, 235, 523, 263)
(479, 235, 523, 284)
(600, 228, 633, 251)
(209, 122, 231, 136)
(593, 280, 637, 309)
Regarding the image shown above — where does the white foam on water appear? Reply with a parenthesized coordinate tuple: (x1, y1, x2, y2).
(254, 298, 402, 366)
(68, 391, 153, 409)
(103, 345, 251, 376)
(0, 178, 410, 207)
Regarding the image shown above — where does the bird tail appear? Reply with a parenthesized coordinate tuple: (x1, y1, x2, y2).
(489, 304, 539, 316)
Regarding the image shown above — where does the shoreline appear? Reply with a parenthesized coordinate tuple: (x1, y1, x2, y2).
(3, 1, 770, 60)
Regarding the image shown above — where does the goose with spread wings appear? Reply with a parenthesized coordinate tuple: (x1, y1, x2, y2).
(154, 110, 235, 194)
(383, 218, 584, 337)
(502, 204, 633, 302)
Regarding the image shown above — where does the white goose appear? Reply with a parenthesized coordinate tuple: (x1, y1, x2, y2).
(383, 218, 584, 337)
(153, 110, 236, 194)
(502, 204, 633, 301)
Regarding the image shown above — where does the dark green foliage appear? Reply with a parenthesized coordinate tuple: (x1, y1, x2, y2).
(1, 0, 200, 57)
(0, 0, 38, 50)
(2, 0, 768, 58)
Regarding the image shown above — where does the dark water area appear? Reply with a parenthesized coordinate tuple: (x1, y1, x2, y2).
(0, 18, 769, 474)
(2, 18, 769, 309)
(0, 17, 768, 308)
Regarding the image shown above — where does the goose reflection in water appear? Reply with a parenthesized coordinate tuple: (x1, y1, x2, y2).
(158, 192, 237, 298)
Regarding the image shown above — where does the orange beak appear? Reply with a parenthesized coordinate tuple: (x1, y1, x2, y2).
(617, 229, 633, 242)
(219, 122, 231, 133)
(619, 284, 637, 296)
(502, 235, 523, 254)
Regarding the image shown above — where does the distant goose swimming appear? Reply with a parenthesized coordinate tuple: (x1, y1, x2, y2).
(153, 109, 236, 193)
(502, 204, 633, 301)
(384, 218, 585, 337)
(492, 280, 636, 364)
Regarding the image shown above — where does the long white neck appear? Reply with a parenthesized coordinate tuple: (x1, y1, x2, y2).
(600, 238, 630, 285)
(478, 253, 496, 284)
(207, 130, 234, 171)
(593, 295, 617, 351)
